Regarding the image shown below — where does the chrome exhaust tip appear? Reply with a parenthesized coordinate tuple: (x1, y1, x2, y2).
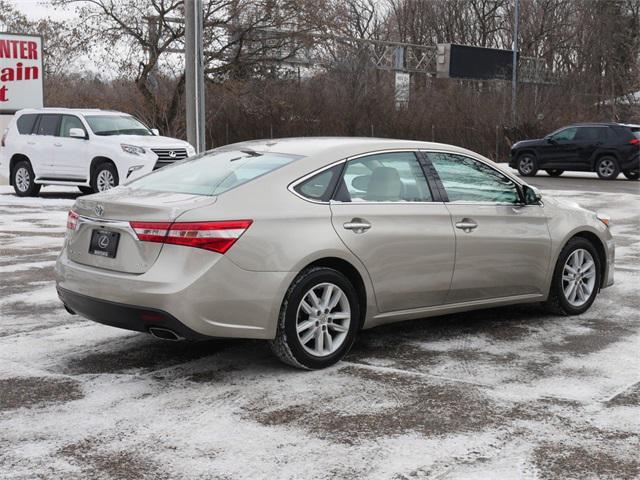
(148, 327, 184, 341)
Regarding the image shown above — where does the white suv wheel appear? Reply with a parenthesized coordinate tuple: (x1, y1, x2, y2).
(96, 169, 116, 192)
(15, 167, 30, 192)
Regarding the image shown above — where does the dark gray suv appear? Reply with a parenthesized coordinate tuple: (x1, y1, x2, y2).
(510, 123, 640, 180)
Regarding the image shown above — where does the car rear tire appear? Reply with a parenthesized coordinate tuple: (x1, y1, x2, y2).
(544, 237, 601, 316)
(78, 186, 94, 195)
(12, 161, 41, 197)
(595, 156, 619, 180)
(622, 169, 639, 180)
(270, 266, 360, 369)
(545, 169, 564, 177)
(517, 154, 538, 176)
(91, 163, 119, 193)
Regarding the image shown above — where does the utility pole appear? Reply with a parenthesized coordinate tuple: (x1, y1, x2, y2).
(185, 0, 205, 152)
(511, 0, 519, 126)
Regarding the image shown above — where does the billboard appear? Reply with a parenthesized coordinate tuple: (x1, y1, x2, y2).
(437, 43, 515, 80)
(0, 33, 44, 112)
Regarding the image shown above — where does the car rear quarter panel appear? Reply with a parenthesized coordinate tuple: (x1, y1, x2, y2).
(174, 175, 380, 326)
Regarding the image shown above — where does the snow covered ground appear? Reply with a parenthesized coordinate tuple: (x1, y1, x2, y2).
(0, 182, 639, 479)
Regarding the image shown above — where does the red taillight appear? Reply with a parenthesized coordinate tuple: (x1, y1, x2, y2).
(130, 220, 253, 254)
(67, 210, 79, 231)
(629, 138, 640, 145)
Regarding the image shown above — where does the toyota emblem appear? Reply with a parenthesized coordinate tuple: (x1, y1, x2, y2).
(94, 204, 104, 217)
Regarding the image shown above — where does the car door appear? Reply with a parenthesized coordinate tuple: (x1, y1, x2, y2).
(329, 151, 455, 313)
(425, 152, 551, 304)
(30, 114, 61, 177)
(573, 126, 606, 170)
(539, 127, 579, 167)
(54, 115, 90, 180)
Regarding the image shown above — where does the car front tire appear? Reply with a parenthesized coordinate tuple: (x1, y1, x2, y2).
(12, 160, 41, 197)
(622, 169, 639, 180)
(270, 266, 360, 369)
(91, 163, 119, 193)
(595, 156, 619, 180)
(545, 169, 564, 177)
(517, 154, 538, 176)
(545, 237, 601, 316)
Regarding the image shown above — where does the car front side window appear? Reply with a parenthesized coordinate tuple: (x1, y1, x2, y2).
(427, 152, 520, 204)
(550, 127, 577, 141)
(335, 152, 432, 203)
(59, 115, 86, 138)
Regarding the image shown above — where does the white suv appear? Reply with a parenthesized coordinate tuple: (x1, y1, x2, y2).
(0, 108, 195, 196)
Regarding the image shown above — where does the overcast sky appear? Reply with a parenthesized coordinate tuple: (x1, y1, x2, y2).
(7, 0, 78, 21)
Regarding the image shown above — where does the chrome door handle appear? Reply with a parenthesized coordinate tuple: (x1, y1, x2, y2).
(54, 142, 63, 147)
(455, 219, 478, 232)
(343, 219, 371, 233)
(27, 141, 36, 145)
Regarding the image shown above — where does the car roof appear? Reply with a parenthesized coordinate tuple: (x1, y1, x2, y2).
(15, 108, 127, 116)
(566, 122, 619, 127)
(566, 122, 640, 128)
(222, 136, 478, 158)
(219, 136, 524, 186)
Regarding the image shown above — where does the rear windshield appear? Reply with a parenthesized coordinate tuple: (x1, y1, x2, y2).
(129, 150, 302, 196)
(84, 115, 152, 136)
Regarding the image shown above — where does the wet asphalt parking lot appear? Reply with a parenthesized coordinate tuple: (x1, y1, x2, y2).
(0, 172, 638, 479)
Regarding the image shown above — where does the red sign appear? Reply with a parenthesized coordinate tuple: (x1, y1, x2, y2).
(0, 33, 44, 111)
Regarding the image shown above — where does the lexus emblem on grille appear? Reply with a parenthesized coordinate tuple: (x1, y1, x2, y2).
(169, 151, 177, 158)
(94, 204, 104, 217)
(98, 235, 110, 249)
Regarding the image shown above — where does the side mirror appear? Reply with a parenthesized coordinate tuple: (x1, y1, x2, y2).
(546, 137, 556, 144)
(151, 128, 159, 136)
(523, 185, 542, 205)
(69, 128, 87, 139)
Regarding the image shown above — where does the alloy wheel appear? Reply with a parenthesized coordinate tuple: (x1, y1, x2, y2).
(597, 159, 615, 178)
(296, 282, 351, 357)
(562, 248, 597, 307)
(519, 157, 534, 174)
(96, 170, 115, 192)
(15, 167, 30, 192)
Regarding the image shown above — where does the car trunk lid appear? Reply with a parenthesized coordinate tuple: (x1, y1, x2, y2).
(67, 187, 217, 274)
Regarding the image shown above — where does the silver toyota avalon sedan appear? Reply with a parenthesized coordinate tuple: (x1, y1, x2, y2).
(56, 138, 615, 369)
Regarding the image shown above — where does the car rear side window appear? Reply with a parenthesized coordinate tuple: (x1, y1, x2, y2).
(428, 153, 520, 204)
(35, 114, 61, 136)
(334, 152, 432, 202)
(16, 114, 38, 134)
(294, 165, 342, 202)
(574, 127, 606, 141)
(129, 150, 302, 196)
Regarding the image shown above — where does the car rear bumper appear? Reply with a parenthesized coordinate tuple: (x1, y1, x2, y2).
(55, 245, 295, 340)
(58, 287, 210, 340)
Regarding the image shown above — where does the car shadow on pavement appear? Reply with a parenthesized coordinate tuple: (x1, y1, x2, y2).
(57, 303, 552, 379)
